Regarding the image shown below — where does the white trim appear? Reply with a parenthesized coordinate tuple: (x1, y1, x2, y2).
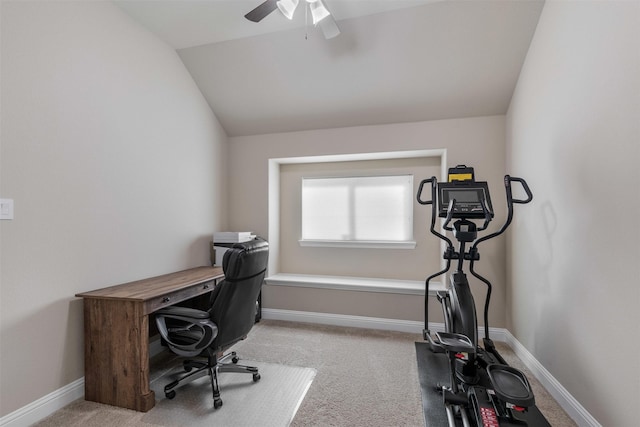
(0, 340, 167, 427)
(298, 239, 417, 249)
(261, 308, 596, 427)
(265, 273, 445, 295)
(262, 307, 426, 333)
(504, 331, 601, 427)
(272, 149, 447, 166)
(268, 149, 447, 276)
(0, 378, 84, 427)
(262, 308, 503, 340)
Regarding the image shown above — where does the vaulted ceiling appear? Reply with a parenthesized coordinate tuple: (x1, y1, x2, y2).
(115, 0, 544, 137)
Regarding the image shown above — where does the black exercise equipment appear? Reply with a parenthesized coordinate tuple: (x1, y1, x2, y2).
(416, 165, 548, 427)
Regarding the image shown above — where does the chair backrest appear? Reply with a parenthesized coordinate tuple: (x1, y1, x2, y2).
(209, 237, 269, 351)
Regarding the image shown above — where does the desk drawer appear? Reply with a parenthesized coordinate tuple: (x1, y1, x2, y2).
(145, 280, 216, 314)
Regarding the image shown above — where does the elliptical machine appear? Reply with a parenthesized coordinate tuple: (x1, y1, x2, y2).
(416, 165, 549, 427)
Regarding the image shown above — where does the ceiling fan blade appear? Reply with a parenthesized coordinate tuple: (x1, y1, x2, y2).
(319, 15, 340, 39)
(244, 0, 279, 23)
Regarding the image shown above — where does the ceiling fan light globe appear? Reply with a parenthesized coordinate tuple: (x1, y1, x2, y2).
(320, 18, 340, 39)
(276, 0, 299, 20)
(309, 0, 330, 25)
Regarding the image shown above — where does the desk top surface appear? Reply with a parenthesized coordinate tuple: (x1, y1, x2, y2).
(76, 266, 224, 301)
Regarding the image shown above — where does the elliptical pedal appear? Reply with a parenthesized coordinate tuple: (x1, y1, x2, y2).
(486, 364, 535, 409)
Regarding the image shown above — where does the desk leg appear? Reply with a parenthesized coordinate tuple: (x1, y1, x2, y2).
(83, 299, 155, 411)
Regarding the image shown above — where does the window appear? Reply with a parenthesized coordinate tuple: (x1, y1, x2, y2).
(300, 175, 415, 248)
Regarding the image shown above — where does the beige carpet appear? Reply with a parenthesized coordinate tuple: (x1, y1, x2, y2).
(35, 319, 576, 427)
(234, 320, 426, 426)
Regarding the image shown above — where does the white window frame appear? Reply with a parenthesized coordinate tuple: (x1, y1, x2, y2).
(267, 149, 448, 277)
(299, 174, 416, 249)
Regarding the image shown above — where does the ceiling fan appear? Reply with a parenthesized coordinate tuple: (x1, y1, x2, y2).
(244, 0, 341, 39)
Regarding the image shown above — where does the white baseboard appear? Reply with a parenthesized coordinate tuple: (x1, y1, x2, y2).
(262, 308, 597, 427)
(0, 338, 168, 427)
(0, 341, 167, 427)
(504, 330, 601, 427)
(262, 308, 506, 342)
(262, 307, 426, 333)
(0, 378, 84, 427)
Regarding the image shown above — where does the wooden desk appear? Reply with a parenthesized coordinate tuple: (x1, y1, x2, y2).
(76, 266, 224, 412)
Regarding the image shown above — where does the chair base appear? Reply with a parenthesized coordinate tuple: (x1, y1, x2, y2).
(163, 351, 261, 409)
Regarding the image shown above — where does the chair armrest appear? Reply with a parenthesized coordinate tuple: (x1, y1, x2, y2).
(156, 309, 218, 358)
(156, 306, 210, 319)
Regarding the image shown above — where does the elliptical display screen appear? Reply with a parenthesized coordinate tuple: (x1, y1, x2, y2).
(446, 190, 480, 203)
(438, 182, 494, 219)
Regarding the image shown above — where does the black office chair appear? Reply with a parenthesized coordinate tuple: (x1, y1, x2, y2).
(155, 237, 269, 409)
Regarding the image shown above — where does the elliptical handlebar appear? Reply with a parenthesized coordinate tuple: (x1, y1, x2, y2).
(471, 175, 533, 250)
(416, 177, 435, 205)
(508, 176, 533, 205)
(417, 173, 533, 343)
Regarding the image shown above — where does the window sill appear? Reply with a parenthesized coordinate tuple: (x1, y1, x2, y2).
(265, 273, 445, 296)
(298, 240, 417, 249)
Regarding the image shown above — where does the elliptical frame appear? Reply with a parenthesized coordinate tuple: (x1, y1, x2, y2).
(416, 167, 546, 427)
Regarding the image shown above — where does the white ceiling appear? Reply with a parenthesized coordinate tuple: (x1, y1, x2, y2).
(115, 0, 545, 137)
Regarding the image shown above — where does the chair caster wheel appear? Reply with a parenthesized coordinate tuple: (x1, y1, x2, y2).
(183, 361, 193, 372)
(214, 398, 223, 409)
(165, 390, 176, 400)
(232, 355, 239, 364)
(253, 373, 261, 382)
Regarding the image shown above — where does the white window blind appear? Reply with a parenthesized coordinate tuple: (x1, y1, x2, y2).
(301, 175, 414, 246)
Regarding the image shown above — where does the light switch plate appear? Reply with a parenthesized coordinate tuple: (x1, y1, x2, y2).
(0, 199, 14, 220)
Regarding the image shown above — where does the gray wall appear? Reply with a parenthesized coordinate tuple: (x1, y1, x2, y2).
(0, 1, 227, 416)
(228, 116, 508, 324)
(506, 1, 640, 426)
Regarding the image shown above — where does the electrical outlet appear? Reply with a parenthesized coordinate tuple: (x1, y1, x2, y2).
(0, 199, 14, 220)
